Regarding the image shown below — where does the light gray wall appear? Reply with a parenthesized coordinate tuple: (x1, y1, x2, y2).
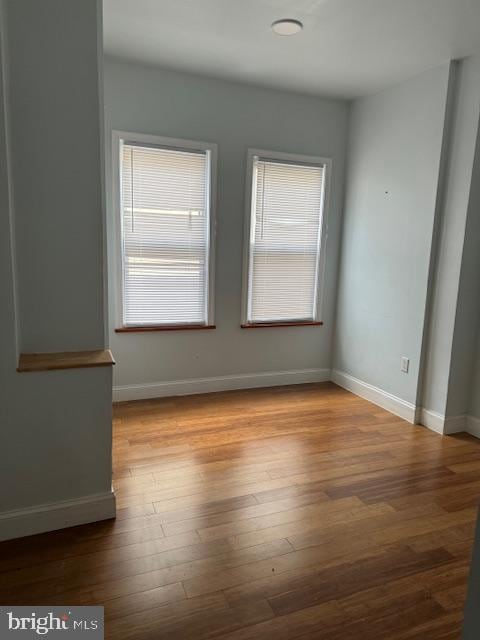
(333, 64, 451, 405)
(6, 0, 106, 353)
(421, 56, 480, 415)
(104, 58, 349, 388)
(421, 56, 480, 417)
(446, 113, 480, 418)
(469, 337, 480, 420)
(0, 0, 112, 517)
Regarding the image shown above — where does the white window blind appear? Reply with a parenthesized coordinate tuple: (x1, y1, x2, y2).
(120, 140, 213, 327)
(245, 155, 326, 324)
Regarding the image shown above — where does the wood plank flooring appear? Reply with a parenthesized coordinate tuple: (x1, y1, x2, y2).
(1, 382, 479, 639)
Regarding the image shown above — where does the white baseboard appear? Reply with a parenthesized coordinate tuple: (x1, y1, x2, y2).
(417, 410, 479, 438)
(466, 415, 480, 438)
(331, 369, 417, 423)
(113, 368, 332, 402)
(419, 408, 446, 434)
(113, 365, 480, 441)
(0, 490, 116, 542)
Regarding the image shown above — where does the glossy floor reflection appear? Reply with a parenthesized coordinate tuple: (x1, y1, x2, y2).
(1, 382, 479, 639)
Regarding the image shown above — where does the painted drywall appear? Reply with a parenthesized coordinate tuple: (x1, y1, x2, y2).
(6, 0, 106, 353)
(444, 80, 480, 417)
(463, 509, 480, 638)
(103, 0, 480, 99)
(333, 64, 451, 405)
(421, 56, 480, 417)
(0, 0, 113, 524)
(104, 58, 348, 390)
(469, 335, 480, 420)
(0, 0, 20, 508)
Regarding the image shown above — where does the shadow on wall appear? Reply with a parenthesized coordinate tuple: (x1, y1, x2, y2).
(463, 510, 480, 638)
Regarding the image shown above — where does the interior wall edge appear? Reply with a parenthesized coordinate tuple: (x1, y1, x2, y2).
(415, 60, 459, 410)
(418, 55, 480, 417)
(328, 99, 354, 373)
(0, 0, 20, 360)
(445, 107, 480, 418)
(97, 0, 110, 349)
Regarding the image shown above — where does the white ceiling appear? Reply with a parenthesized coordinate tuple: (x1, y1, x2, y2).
(103, 0, 480, 98)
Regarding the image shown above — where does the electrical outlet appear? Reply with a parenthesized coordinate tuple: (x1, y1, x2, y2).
(400, 357, 409, 373)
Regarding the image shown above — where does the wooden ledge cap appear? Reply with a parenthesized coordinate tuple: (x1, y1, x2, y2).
(17, 349, 116, 373)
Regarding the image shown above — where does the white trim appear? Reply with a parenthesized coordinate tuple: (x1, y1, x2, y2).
(241, 148, 332, 326)
(113, 368, 331, 402)
(111, 130, 217, 328)
(112, 131, 124, 330)
(466, 415, 480, 438)
(0, 490, 116, 542)
(111, 364, 480, 440)
(331, 369, 417, 423)
(416, 410, 478, 437)
(330, 370, 478, 439)
(419, 408, 445, 434)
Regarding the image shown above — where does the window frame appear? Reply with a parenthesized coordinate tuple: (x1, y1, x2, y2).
(112, 130, 217, 331)
(241, 148, 331, 328)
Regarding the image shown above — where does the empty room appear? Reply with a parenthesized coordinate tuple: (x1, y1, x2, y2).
(1, 0, 480, 638)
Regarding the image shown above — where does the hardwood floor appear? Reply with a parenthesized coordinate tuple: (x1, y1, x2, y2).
(1, 382, 479, 639)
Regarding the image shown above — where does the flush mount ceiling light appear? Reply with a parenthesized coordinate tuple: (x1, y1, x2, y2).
(271, 18, 303, 36)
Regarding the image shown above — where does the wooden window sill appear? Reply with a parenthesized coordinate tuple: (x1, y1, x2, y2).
(241, 321, 323, 329)
(17, 349, 115, 373)
(115, 325, 216, 333)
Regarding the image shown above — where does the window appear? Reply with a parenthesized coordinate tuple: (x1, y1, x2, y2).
(114, 133, 216, 329)
(242, 150, 329, 327)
